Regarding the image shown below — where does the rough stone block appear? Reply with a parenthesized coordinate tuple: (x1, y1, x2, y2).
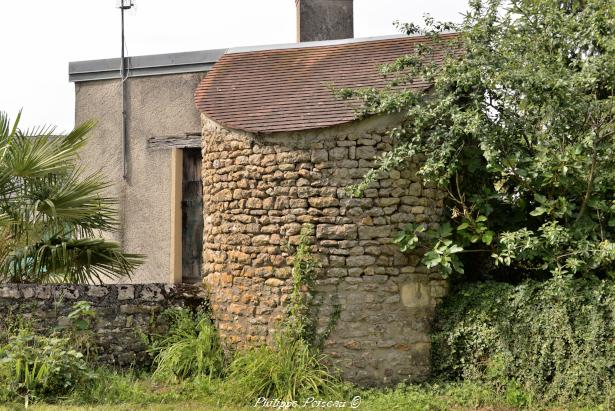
(358, 225, 392, 239)
(117, 285, 135, 300)
(329, 147, 348, 160)
(139, 285, 165, 302)
(316, 224, 357, 240)
(265, 278, 285, 287)
(346, 255, 376, 267)
(0, 286, 19, 298)
(311, 149, 328, 163)
(356, 146, 377, 159)
(400, 281, 431, 308)
(86, 286, 108, 298)
(308, 197, 339, 208)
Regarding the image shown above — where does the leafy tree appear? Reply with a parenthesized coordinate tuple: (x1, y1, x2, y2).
(342, 0, 615, 280)
(0, 111, 143, 283)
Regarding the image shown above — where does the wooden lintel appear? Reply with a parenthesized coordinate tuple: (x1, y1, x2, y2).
(147, 134, 201, 150)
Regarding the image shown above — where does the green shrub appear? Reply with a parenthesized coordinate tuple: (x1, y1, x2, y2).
(223, 334, 345, 404)
(0, 328, 93, 404)
(149, 307, 224, 381)
(345, 0, 615, 281)
(432, 276, 615, 405)
(64, 301, 98, 361)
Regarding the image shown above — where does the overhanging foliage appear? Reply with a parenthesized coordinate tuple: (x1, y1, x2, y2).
(343, 0, 615, 279)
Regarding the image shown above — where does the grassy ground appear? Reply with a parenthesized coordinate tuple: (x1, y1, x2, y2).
(3, 405, 250, 411)
(0, 378, 606, 411)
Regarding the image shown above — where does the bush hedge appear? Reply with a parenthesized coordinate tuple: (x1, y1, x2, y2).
(432, 276, 615, 405)
(0, 329, 93, 404)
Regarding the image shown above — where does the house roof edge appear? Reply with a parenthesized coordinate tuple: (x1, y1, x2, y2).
(68, 48, 227, 83)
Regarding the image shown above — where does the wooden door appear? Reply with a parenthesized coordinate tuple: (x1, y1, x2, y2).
(181, 149, 203, 284)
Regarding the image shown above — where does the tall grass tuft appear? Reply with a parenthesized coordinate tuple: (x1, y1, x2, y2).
(223, 334, 345, 403)
(149, 308, 224, 381)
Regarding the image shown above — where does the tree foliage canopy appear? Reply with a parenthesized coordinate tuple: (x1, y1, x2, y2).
(343, 0, 615, 280)
(0, 111, 143, 283)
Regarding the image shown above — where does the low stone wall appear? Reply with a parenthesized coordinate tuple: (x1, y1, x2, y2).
(0, 283, 206, 367)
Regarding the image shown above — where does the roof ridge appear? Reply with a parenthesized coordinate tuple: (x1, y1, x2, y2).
(227, 31, 458, 55)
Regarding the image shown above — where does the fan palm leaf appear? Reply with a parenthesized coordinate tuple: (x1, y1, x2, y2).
(2, 237, 144, 284)
(0, 111, 143, 284)
(27, 170, 118, 234)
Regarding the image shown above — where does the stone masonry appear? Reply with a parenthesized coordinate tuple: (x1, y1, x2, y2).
(201, 114, 448, 385)
(0, 283, 205, 367)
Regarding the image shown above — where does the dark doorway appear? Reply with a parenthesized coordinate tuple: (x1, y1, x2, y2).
(181, 148, 203, 284)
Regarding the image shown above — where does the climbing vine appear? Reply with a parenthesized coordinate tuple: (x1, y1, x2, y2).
(284, 223, 340, 349)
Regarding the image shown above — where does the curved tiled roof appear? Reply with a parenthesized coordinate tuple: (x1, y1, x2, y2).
(195, 33, 457, 133)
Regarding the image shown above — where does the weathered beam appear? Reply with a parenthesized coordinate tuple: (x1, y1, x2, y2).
(147, 133, 202, 150)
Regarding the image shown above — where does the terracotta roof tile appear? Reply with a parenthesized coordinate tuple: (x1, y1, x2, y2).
(195, 34, 458, 133)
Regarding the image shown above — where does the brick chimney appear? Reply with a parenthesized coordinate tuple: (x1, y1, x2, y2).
(296, 0, 354, 42)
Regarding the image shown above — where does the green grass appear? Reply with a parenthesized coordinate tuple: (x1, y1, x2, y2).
(22, 406, 245, 411)
(222, 337, 345, 404)
(0, 371, 609, 411)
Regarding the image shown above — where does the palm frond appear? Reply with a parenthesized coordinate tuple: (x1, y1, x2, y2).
(60, 119, 96, 152)
(0, 110, 21, 144)
(3, 134, 78, 178)
(0, 113, 144, 284)
(2, 237, 144, 284)
(0, 212, 10, 227)
(17, 123, 57, 139)
(28, 170, 118, 234)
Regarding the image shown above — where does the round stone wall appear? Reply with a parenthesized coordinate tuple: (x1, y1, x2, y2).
(201, 114, 448, 385)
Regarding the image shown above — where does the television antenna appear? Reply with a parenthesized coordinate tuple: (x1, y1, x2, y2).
(118, 0, 135, 180)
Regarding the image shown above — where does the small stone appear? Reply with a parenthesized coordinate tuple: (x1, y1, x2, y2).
(117, 285, 134, 300)
(328, 268, 348, 277)
(329, 147, 347, 160)
(86, 286, 108, 298)
(0, 286, 19, 298)
(358, 225, 391, 239)
(400, 281, 431, 308)
(229, 303, 244, 315)
(289, 199, 308, 208)
(377, 198, 400, 207)
(308, 197, 339, 208)
(139, 285, 164, 302)
(252, 235, 270, 246)
(215, 189, 233, 202)
(316, 224, 357, 240)
(311, 150, 328, 163)
(408, 182, 422, 196)
(22, 287, 35, 299)
(57, 316, 71, 328)
(356, 146, 377, 160)
(246, 198, 262, 208)
(346, 255, 376, 267)
(348, 267, 364, 276)
(265, 278, 285, 287)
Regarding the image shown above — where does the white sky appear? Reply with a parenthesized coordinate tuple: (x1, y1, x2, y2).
(0, 0, 467, 131)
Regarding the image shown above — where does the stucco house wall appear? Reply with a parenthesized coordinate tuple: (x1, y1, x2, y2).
(75, 73, 205, 283)
(201, 114, 448, 385)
